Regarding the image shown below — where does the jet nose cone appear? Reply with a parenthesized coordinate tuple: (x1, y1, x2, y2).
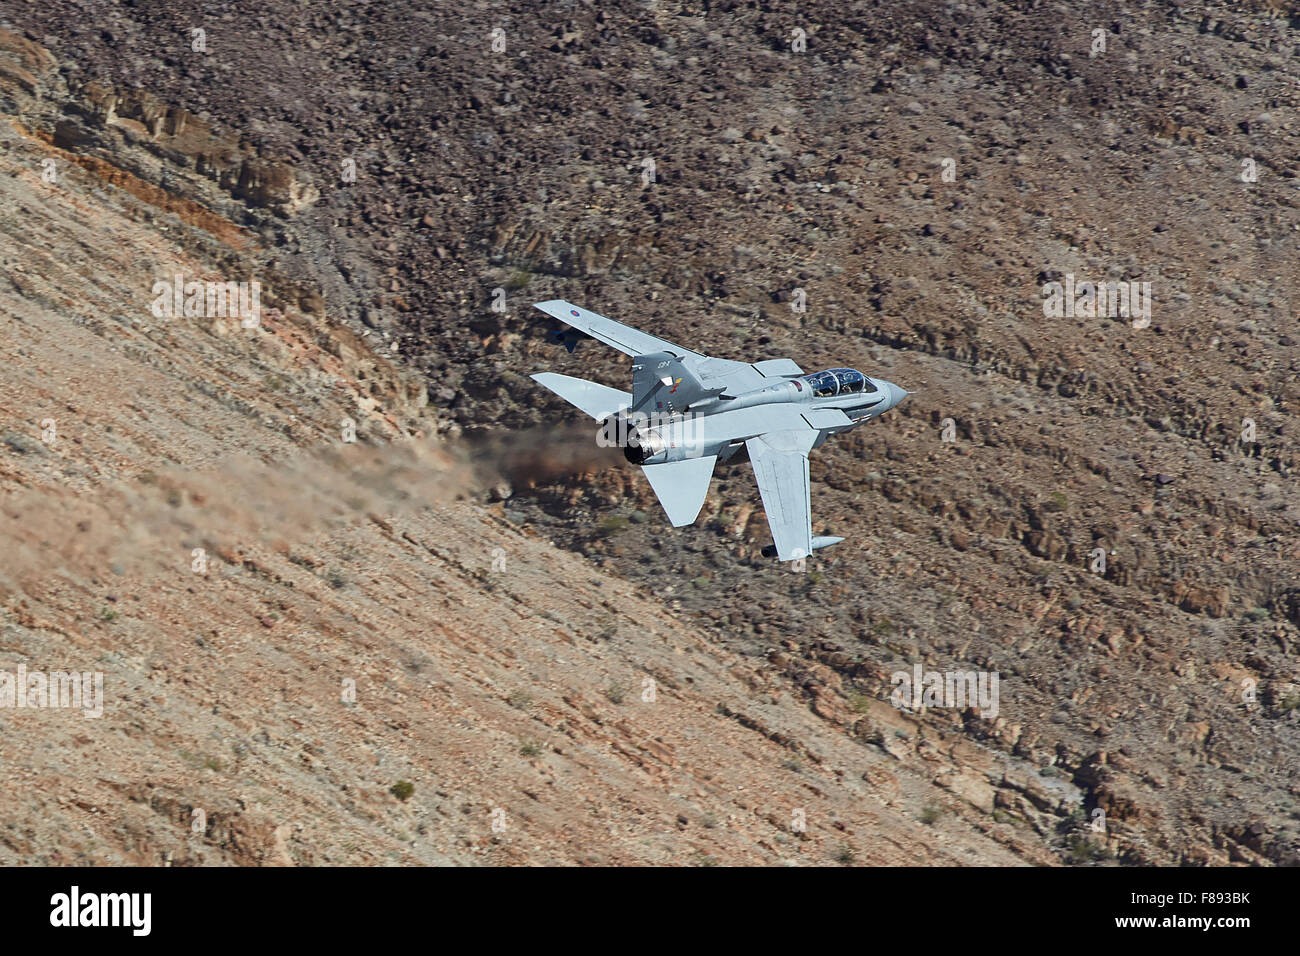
(877, 380, 909, 412)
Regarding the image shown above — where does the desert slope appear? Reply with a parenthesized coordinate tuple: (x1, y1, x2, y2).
(0, 29, 1048, 865)
(2, 0, 1297, 865)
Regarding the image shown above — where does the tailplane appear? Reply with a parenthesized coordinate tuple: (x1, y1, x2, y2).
(641, 455, 717, 526)
(530, 373, 631, 421)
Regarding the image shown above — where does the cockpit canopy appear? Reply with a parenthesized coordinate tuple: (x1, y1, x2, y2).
(800, 368, 876, 398)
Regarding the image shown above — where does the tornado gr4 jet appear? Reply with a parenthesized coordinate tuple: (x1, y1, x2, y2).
(530, 300, 910, 561)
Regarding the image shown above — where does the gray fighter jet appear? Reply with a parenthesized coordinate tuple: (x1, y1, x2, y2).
(530, 300, 910, 561)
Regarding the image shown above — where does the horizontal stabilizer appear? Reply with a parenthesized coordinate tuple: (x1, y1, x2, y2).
(641, 455, 717, 527)
(531, 373, 631, 421)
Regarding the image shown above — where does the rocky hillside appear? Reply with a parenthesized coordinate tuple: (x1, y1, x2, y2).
(0, 25, 1056, 866)
(1, 0, 1298, 865)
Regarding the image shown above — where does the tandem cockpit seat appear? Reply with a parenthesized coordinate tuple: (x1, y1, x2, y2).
(800, 368, 875, 397)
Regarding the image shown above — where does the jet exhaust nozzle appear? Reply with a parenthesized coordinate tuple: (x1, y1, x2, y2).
(620, 423, 667, 464)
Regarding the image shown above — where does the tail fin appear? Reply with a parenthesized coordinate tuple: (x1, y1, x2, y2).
(631, 351, 723, 414)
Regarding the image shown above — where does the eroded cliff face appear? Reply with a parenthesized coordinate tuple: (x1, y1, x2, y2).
(0, 26, 1057, 866)
(0, 0, 1297, 866)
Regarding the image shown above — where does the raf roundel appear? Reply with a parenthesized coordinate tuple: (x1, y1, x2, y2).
(570, 309, 580, 317)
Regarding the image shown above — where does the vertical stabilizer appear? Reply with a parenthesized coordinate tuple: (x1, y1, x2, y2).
(631, 351, 723, 414)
